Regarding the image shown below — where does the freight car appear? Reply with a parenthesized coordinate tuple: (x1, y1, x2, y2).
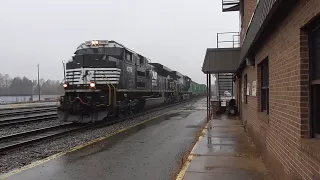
(58, 40, 198, 123)
(188, 81, 206, 96)
(198, 84, 207, 95)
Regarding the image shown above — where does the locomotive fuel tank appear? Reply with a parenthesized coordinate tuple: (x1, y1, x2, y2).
(143, 97, 166, 110)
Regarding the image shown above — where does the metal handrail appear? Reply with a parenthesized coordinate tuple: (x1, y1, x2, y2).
(217, 32, 240, 48)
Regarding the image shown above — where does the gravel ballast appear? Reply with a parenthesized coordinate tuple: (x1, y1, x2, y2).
(0, 119, 62, 137)
(0, 111, 55, 121)
(0, 100, 198, 174)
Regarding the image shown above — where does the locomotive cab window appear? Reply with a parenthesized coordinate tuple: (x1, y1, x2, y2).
(126, 53, 132, 61)
(137, 55, 144, 66)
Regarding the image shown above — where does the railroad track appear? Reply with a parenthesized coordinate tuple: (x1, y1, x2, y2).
(0, 112, 57, 127)
(0, 105, 57, 112)
(0, 123, 81, 153)
(0, 106, 57, 118)
(0, 97, 202, 153)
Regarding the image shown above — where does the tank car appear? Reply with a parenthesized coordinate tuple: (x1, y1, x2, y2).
(58, 40, 192, 123)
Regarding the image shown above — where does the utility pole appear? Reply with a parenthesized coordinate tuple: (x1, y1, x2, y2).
(37, 64, 40, 101)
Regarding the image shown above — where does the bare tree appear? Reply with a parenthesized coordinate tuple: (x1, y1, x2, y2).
(0, 74, 63, 96)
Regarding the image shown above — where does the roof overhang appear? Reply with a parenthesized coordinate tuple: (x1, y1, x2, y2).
(202, 48, 240, 74)
(237, 0, 289, 74)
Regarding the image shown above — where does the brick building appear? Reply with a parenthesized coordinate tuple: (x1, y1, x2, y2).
(202, 0, 320, 179)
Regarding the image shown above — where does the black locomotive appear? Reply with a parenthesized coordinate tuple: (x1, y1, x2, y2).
(58, 40, 194, 123)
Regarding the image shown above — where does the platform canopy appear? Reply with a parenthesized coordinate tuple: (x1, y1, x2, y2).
(202, 48, 240, 74)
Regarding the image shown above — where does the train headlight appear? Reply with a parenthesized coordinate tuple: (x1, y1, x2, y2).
(63, 83, 68, 88)
(90, 82, 96, 88)
(91, 40, 99, 46)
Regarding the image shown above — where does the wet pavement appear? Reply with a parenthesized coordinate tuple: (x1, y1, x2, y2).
(181, 116, 273, 180)
(1, 99, 207, 180)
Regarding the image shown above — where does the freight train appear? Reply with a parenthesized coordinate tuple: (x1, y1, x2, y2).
(58, 40, 205, 123)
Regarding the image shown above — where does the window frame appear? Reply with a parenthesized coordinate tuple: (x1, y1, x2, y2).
(309, 17, 320, 137)
(260, 58, 269, 114)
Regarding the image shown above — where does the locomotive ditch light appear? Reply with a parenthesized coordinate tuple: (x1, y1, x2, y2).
(90, 82, 96, 88)
(63, 83, 68, 88)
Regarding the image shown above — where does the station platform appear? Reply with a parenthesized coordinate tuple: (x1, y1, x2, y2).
(1, 98, 207, 180)
(0, 102, 58, 110)
(177, 115, 273, 180)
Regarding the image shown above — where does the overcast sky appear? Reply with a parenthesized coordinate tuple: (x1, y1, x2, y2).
(0, 0, 238, 84)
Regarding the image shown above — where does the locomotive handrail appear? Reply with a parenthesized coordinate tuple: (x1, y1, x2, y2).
(106, 83, 112, 106)
(101, 73, 116, 107)
(109, 83, 116, 106)
(108, 83, 116, 107)
(113, 87, 117, 108)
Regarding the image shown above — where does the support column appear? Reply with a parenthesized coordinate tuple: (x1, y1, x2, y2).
(208, 73, 212, 143)
(206, 74, 209, 122)
(209, 73, 211, 118)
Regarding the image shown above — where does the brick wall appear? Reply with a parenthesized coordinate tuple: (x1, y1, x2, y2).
(238, 0, 320, 179)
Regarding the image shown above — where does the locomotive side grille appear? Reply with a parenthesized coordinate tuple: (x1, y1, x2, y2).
(65, 68, 121, 85)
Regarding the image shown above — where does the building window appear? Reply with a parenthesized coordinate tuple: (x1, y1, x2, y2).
(244, 74, 247, 104)
(260, 58, 269, 114)
(310, 18, 320, 136)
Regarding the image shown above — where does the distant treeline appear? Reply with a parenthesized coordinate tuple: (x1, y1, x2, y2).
(0, 74, 64, 96)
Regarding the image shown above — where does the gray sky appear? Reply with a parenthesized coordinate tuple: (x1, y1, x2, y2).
(0, 0, 238, 84)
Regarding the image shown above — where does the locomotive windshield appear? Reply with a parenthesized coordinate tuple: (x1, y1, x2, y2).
(66, 53, 119, 69)
(66, 46, 124, 69)
(75, 47, 122, 57)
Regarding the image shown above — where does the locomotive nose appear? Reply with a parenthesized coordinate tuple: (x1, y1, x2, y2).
(58, 96, 109, 123)
(58, 97, 91, 122)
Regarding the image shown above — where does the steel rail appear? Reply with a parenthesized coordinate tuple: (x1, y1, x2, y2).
(0, 113, 58, 127)
(0, 107, 57, 118)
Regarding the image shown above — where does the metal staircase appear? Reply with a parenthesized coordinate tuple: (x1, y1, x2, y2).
(217, 73, 234, 101)
(214, 32, 238, 106)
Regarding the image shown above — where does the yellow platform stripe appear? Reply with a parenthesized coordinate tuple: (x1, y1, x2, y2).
(175, 124, 207, 180)
(0, 112, 170, 179)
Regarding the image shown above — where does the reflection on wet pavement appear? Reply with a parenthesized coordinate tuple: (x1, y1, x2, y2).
(183, 115, 273, 180)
